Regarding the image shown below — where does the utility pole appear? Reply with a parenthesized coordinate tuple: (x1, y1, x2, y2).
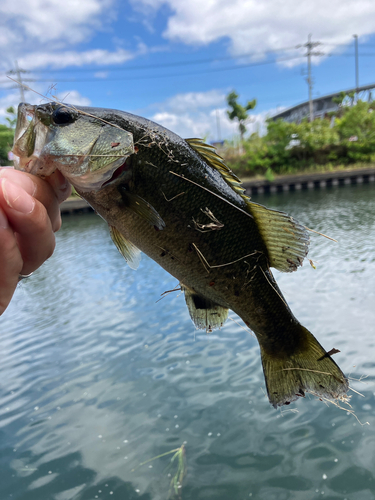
(353, 34, 359, 94)
(215, 109, 221, 142)
(7, 61, 27, 102)
(304, 34, 324, 122)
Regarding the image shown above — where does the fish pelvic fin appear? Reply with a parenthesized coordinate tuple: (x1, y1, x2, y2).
(109, 225, 141, 270)
(120, 188, 166, 231)
(182, 285, 229, 333)
(260, 325, 349, 408)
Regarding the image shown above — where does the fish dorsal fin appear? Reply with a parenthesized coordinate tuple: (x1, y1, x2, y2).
(247, 202, 310, 272)
(109, 225, 141, 270)
(120, 188, 166, 230)
(182, 285, 229, 332)
(185, 138, 247, 197)
(185, 138, 309, 273)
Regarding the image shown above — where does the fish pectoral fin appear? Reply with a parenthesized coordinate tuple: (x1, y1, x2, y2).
(248, 202, 310, 272)
(121, 188, 166, 230)
(109, 225, 141, 270)
(182, 285, 228, 332)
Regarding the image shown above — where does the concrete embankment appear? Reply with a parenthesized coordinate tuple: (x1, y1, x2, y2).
(61, 197, 93, 214)
(60, 166, 375, 214)
(242, 166, 375, 196)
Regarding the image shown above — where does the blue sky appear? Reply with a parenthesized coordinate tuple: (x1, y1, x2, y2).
(1, 0, 375, 141)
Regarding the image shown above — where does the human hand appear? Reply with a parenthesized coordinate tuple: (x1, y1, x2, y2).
(0, 168, 71, 315)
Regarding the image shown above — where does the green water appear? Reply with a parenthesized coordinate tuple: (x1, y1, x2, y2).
(1, 183, 375, 500)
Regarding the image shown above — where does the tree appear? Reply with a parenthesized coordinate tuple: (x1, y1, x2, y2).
(332, 91, 347, 106)
(5, 106, 17, 129)
(0, 125, 14, 165)
(335, 100, 375, 142)
(226, 91, 257, 142)
(0, 108, 16, 165)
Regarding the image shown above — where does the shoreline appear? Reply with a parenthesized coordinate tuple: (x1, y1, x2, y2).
(241, 165, 375, 195)
(60, 165, 375, 214)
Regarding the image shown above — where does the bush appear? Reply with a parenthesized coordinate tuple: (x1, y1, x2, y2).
(0, 125, 14, 166)
(223, 99, 375, 178)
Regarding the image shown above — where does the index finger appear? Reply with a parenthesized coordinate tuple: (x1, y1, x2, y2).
(0, 168, 71, 232)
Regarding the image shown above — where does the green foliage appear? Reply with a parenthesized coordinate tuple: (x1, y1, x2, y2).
(131, 444, 186, 500)
(5, 106, 17, 129)
(0, 124, 14, 166)
(332, 91, 347, 105)
(335, 100, 375, 141)
(0, 107, 17, 165)
(226, 91, 257, 141)
(223, 99, 375, 179)
(264, 167, 275, 182)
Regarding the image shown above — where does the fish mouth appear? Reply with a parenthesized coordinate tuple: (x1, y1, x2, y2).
(13, 103, 36, 145)
(12, 103, 51, 176)
(101, 157, 132, 188)
(12, 102, 135, 192)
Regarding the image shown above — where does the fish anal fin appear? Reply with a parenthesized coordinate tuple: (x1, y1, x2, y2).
(182, 285, 228, 332)
(248, 202, 310, 272)
(121, 188, 165, 230)
(109, 225, 141, 270)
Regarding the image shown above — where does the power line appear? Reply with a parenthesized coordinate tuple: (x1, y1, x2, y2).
(0, 54, 306, 86)
(1, 39, 373, 81)
(2, 40, 369, 78)
(0, 45, 303, 76)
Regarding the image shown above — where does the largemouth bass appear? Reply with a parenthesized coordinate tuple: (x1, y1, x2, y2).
(13, 102, 348, 407)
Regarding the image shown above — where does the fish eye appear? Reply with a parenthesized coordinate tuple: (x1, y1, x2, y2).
(52, 107, 75, 125)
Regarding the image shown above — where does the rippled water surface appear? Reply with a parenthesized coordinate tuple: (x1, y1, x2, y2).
(1, 183, 375, 500)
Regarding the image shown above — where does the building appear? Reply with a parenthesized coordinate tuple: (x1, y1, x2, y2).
(271, 83, 375, 123)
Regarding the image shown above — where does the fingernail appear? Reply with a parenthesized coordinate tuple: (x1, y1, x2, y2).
(1, 179, 35, 214)
(0, 207, 8, 229)
(0, 169, 36, 196)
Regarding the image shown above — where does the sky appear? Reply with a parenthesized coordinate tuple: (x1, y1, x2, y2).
(1, 0, 375, 141)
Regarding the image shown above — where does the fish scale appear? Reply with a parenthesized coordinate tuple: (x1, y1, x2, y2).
(126, 145, 262, 301)
(12, 102, 349, 408)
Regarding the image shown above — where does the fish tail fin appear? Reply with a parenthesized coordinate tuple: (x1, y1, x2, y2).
(260, 325, 349, 408)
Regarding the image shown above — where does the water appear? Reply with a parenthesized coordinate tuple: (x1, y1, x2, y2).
(1, 183, 375, 500)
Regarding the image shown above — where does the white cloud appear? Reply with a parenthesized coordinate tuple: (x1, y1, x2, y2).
(1, 0, 112, 45)
(133, 0, 375, 64)
(54, 90, 91, 106)
(0, 91, 20, 120)
(17, 49, 135, 71)
(0, 83, 54, 121)
(0, 0, 118, 71)
(162, 89, 226, 113)
(0, 87, 91, 124)
(147, 89, 272, 140)
(94, 72, 109, 79)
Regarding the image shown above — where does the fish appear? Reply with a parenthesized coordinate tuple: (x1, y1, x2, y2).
(12, 101, 349, 408)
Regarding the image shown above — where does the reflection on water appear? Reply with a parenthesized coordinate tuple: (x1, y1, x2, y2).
(1, 183, 375, 500)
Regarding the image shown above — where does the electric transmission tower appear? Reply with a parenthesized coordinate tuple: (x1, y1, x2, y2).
(7, 61, 28, 102)
(303, 34, 324, 122)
